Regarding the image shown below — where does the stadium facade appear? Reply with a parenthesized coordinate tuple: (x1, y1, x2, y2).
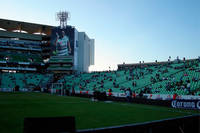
(1, 18, 200, 102)
(0, 18, 94, 73)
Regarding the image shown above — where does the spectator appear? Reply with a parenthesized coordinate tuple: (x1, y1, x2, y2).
(187, 82, 191, 92)
(173, 93, 178, 100)
(132, 91, 136, 98)
(125, 88, 131, 102)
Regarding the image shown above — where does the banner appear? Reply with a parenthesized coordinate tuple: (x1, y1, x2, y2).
(51, 27, 75, 56)
(171, 100, 200, 110)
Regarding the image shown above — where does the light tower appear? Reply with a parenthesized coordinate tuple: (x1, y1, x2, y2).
(56, 11, 70, 29)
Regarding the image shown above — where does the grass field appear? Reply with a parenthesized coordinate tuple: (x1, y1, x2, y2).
(0, 92, 199, 133)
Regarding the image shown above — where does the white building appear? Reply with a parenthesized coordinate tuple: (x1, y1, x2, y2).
(76, 32, 94, 72)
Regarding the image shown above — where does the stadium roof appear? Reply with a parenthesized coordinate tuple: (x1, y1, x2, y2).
(0, 18, 54, 36)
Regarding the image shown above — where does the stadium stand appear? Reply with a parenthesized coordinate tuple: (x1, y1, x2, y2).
(1, 59, 200, 97)
(53, 59, 200, 97)
(0, 72, 53, 91)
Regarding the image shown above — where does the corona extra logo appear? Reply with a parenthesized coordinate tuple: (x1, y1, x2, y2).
(171, 100, 200, 109)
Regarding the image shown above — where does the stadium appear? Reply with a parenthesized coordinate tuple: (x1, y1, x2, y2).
(0, 4, 200, 133)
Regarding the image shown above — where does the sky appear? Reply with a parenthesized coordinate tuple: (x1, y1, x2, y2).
(0, 0, 199, 71)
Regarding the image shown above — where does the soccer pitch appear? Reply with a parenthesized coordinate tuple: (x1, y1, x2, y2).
(0, 92, 198, 133)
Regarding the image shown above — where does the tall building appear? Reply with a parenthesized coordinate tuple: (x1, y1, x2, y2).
(77, 32, 94, 72)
